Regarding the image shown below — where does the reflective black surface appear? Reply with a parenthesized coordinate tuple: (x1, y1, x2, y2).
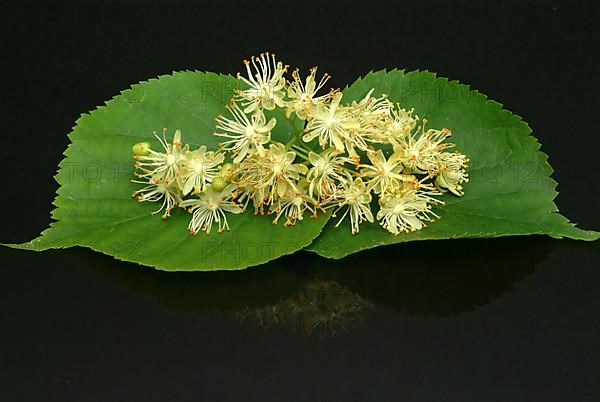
(2, 238, 600, 400)
(2, 1, 599, 400)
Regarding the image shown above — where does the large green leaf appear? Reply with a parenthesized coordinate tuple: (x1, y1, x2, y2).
(7, 71, 329, 271)
(306, 70, 599, 258)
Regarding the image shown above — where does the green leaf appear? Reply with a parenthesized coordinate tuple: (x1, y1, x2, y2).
(6, 71, 329, 271)
(306, 70, 599, 259)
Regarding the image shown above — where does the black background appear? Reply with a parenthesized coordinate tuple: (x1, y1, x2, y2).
(1, 1, 600, 401)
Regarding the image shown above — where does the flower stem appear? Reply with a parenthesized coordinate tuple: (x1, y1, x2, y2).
(283, 114, 308, 150)
(285, 135, 300, 150)
(291, 144, 310, 160)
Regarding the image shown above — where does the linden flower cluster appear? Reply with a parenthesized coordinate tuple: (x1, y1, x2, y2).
(131, 52, 469, 236)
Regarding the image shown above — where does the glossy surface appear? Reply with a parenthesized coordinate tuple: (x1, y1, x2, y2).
(2, 238, 599, 400)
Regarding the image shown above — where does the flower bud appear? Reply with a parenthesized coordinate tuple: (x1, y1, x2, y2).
(220, 163, 235, 180)
(132, 142, 152, 156)
(211, 176, 228, 192)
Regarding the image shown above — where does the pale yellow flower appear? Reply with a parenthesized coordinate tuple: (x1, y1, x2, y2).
(215, 104, 276, 163)
(236, 52, 288, 113)
(131, 177, 182, 220)
(332, 177, 374, 235)
(386, 106, 418, 142)
(180, 146, 225, 195)
(350, 89, 393, 142)
(286, 67, 331, 120)
(306, 149, 349, 199)
(235, 184, 270, 215)
(134, 129, 187, 183)
(377, 188, 441, 234)
(180, 184, 242, 235)
(434, 152, 469, 196)
(303, 92, 361, 154)
(359, 149, 408, 195)
(236, 143, 308, 207)
(270, 180, 317, 226)
(262, 143, 309, 203)
(393, 124, 452, 174)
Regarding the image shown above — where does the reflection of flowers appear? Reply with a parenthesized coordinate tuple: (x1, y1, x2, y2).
(236, 280, 372, 337)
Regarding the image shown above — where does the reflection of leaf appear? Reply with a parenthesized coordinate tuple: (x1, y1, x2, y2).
(6, 72, 328, 271)
(73, 248, 307, 313)
(307, 70, 599, 259)
(79, 236, 561, 318)
(308, 237, 556, 316)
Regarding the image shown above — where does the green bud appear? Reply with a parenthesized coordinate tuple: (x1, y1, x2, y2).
(220, 163, 235, 180)
(211, 177, 228, 192)
(132, 142, 152, 156)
